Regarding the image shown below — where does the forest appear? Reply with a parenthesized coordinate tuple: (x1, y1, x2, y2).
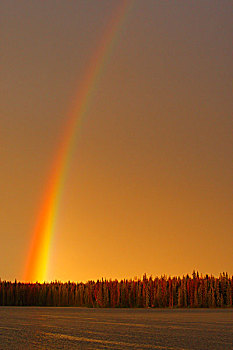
(0, 272, 232, 308)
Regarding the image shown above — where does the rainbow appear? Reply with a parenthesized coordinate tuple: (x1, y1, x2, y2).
(24, 0, 134, 282)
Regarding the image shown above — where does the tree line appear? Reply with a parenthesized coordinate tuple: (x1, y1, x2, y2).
(0, 272, 232, 308)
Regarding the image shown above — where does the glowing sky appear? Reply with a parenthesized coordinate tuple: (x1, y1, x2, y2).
(1, 0, 232, 282)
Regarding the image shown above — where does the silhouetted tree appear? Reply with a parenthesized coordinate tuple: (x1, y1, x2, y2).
(0, 272, 232, 308)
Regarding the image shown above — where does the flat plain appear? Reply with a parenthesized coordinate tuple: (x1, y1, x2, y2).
(0, 307, 232, 349)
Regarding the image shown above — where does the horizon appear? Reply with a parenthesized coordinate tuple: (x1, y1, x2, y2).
(1, 270, 232, 285)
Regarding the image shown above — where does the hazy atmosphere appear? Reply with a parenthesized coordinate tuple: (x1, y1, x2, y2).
(1, 0, 232, 282)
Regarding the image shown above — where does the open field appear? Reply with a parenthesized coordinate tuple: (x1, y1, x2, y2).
(0, 307, 232, 349)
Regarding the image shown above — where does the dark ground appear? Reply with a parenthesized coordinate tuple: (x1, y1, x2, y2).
(0, 307, 232, 349)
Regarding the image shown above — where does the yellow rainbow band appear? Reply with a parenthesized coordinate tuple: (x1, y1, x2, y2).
(24, 0, 134, 282)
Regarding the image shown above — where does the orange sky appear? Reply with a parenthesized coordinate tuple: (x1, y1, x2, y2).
(1, 0, 232, 282)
